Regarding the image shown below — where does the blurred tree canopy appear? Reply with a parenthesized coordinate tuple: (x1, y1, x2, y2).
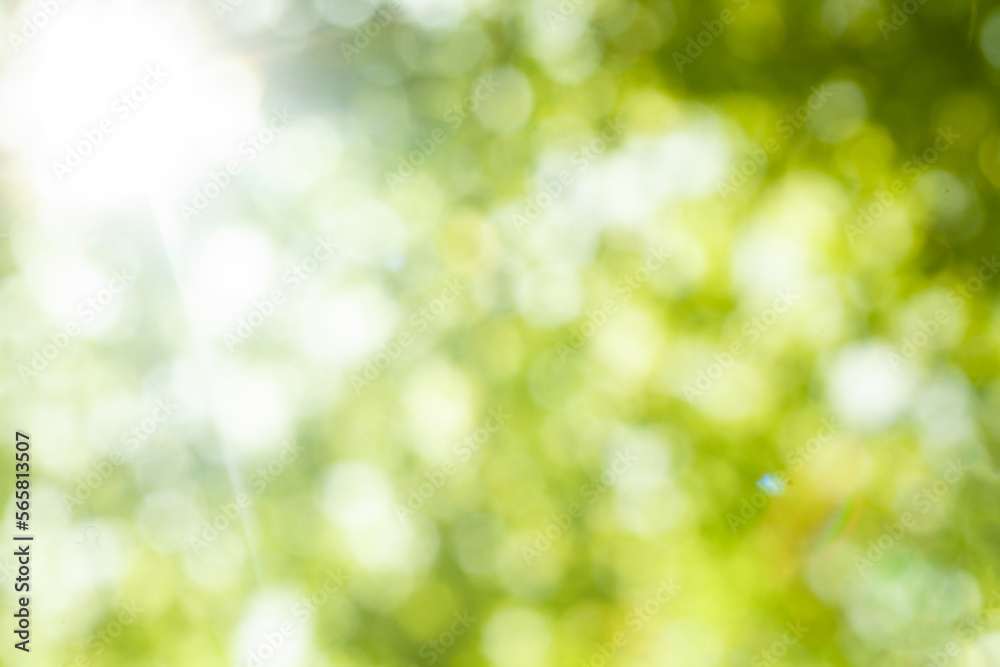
(3, 0, 1000, 665)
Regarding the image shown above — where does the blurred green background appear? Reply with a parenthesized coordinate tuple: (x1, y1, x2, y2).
(1, 0, 1000, 665)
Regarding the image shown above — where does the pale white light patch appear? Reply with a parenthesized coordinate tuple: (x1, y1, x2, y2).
(315, 0, 377, 27)
(71, 521, 128, 590)
(592, 309, 662, 386)
(804, 541, 860, 606)
(970, 633, 1000, 665)
(760, 172, 851, 243)
(590, 154, 659, 226)
(25, 252, 133, 338)
(912, 374, 978, 451)
(654, 227, 708, 294)
(274, 0, 328, 37)
(28, 253, 104, 323)
(181, 529, 247, 592)
(232, 589, 311, 667)
(508, 202, 602, 273)
(482, 607, 551, 667)
(137, 489, 202, 553)
(37, 521, 134, 644)
(220, 0, 287, 33)
(321, 462, 438, 573)
(609, 430, 688, 536)
(732, 229, 810, 299)
(163, 59, 266, 186)
(274, 4, 321, 37)
(525, 0, 602, 84)
(821, 0, 876, 37)
(395, 0, 476, 30)
(527, 0, 593, 56)
(825, 342, 914, 432)
(842, 561, 974, 646)
(335, 199, 409, 269)
(296, 285, 400, 366)
(212, 365, 292, 460)
(821, 0, 854, 36)
(914, 170, 970, 218)
(514, 259, 584, 327)
(85, 390, 141, 445)
(187, 225, 276, 336)
(131, 437, 197, 492)
(159, 356, 215, 427)
(256, 117, 344, 195)
(474, 67, 534, 134)
(807, 80, 866, 143)
(913, 170, 976, 236)
(534, 37, 602, 85)
(981, 11, 1000, 69)
(0, 0, 263, 208)
(28, 404, 88, 478)
(569, 117, 730, 230)
(650, 620, 723, 667)
(648, 120, 732, 198)
(37, 513, 131, 620)
(774, 276, 846, 348)
(510, 146, 603, 252)
(403, 360, 474, 462)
